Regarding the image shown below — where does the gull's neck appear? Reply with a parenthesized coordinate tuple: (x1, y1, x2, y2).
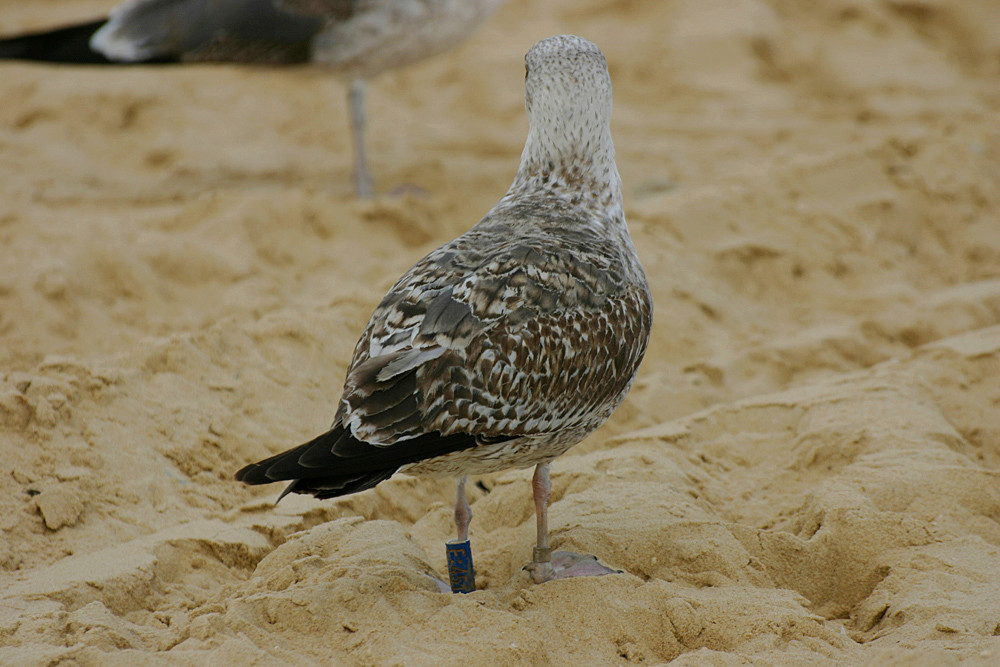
(501, 119, 624, 220)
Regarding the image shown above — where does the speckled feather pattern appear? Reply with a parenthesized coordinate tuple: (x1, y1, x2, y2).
(235, 35, 651, 494)
(335, 35, 653, 475)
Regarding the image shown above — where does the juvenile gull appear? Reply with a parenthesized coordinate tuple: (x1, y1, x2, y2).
(236, 34, 652, 584)
(0, 0, 505, 197)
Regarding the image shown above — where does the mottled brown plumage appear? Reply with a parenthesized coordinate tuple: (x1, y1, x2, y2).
(237, 34, 652, 584)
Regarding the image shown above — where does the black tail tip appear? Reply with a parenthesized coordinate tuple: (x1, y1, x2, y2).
(234, 462, 265, 484)
(0, 20, 111, 64)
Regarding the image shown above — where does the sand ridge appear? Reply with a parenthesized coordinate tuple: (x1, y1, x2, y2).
(1, 0, 999, 664)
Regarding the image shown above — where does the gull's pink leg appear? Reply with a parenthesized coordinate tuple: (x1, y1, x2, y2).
(455, 475, 472, 541)
(524, 463, 620, 583)
(434, 475, 476, 594)
(527, 463, 555, 582)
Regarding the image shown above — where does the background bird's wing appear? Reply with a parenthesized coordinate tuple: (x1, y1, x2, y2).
(0, 20, 115, 63)
(0, 0, 357, 65)
(91, 0, 331, 63)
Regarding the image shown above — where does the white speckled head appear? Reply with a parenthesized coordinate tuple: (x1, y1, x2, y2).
(507, 35, 622, 215)
(524, 35, 612, 132)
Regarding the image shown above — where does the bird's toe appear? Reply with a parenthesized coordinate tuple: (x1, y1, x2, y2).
(529, 551, 620, 582)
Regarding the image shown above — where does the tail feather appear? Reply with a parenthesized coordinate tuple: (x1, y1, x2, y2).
(235, 424, 500, 502)
(276, 469, 397, 502)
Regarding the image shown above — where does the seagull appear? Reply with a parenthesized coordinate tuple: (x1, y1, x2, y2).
(236, 34, 652, 585)
(0, 0, 505, 197)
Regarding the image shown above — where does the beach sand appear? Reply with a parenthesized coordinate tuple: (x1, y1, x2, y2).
(1, 0, 999, 664)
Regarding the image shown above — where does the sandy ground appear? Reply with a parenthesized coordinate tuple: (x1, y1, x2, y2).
(1, 0, 999, 664)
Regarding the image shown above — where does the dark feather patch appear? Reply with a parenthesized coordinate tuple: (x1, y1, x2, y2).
(359, 370, 418, 414)
(420, 288, 474, 336)
(235, 425, 511, 500)
(360, 394, 420, 431)
(276, 468, 395, 503)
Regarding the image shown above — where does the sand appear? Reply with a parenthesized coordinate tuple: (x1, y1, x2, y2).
(1, 0, 999, 664)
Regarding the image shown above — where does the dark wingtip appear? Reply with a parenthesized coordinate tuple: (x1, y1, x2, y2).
(0, 20, 111, 63)
(234, 426, 488, 502)
(235, 462, 298, 504)
(234, 461, 264, 484)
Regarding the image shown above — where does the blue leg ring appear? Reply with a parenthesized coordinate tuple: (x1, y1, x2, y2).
(445, 539, 476, 594)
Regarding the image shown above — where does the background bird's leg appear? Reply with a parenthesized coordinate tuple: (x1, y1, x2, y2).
(348, 78, 374, 198)
(455, 475, 472, 542)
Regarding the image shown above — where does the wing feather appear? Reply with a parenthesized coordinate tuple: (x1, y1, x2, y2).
(237, 209, 652, 499)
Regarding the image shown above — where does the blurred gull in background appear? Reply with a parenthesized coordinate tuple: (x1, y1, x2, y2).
(0, 0, 506, 197)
